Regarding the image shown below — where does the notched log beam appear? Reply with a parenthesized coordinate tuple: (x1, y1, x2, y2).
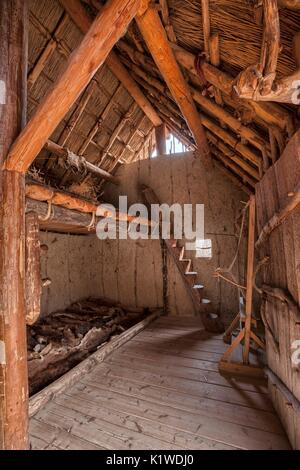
(233, 0, 300, 103)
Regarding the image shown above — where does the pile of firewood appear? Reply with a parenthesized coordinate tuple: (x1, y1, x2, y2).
(27, 298, 151, 395)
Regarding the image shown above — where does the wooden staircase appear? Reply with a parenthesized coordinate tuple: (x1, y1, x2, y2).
(165, 238, 224, 333)
(141, 185, 224, 334)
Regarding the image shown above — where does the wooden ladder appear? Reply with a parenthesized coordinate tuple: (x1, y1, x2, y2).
(141, 185, 224, 334)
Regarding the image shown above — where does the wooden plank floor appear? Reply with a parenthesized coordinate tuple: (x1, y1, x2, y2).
(29, 316, 291, 450)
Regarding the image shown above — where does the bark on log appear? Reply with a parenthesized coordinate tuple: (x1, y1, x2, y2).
(170, 43, 294, 134)
(136, 5, 212, 168)
(25, 182, 153, 227)
(45, 140, 120, 185)
(25, 212, 41, 326)
(0, 0, 29, 450)
(155, 123, 167, 155)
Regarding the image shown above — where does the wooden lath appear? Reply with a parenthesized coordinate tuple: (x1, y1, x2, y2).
(234, 0, 300, 103)
(59, 0, 162, 127)
(4, 0, 142, 173)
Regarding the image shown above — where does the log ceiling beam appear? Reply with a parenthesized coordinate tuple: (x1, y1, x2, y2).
(136, 3, 211, 168)
(25, 182, 154, 227)
(4, 0, 142, 173)
(44, 140, 120, 185)
(59, 0, 162, 127)
(170, 43, 294, 135)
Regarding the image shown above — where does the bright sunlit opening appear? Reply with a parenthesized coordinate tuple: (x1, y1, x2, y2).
(152, 133, 189, 158)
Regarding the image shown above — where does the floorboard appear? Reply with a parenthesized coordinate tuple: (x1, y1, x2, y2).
(29, 316, 291, 450)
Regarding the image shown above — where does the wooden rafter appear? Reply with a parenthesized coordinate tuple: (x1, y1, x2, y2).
(59, 0, 162, 127)
(201, 0, 211, 60)
(129, 61, 263, 172)
(170, 43, 294, 135)
(27, 13, 68, 90)
(234, 0, 300, 103)
(5, 0, 142, 173)
(45, 79, 98, 171)
(136, 3, 211, 168)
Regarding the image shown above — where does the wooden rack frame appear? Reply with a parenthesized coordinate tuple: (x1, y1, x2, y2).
(219, 195, 266, 378)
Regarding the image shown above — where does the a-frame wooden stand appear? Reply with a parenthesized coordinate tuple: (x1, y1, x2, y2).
(219, 195, 266, 378)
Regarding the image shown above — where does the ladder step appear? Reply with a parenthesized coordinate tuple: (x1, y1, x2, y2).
(186, 271, 197, 276)
(201, 298, 211, 304)
(193, 284, 204, 289)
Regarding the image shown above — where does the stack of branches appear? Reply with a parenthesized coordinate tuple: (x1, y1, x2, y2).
(27, 297, 153, 395)
(169, 0, 300, 78)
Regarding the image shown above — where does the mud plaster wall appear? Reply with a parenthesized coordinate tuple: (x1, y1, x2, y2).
(104, 152, 248, 323)
(40, 152, 248, 322)
(40, 232, 163, 316)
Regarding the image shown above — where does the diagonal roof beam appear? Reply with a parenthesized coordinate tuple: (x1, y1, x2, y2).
(135, 2, 211, 168)
(4, 0, 142, 172)
(59, 0, 162, 127)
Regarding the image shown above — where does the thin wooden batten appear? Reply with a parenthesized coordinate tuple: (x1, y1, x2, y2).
(5, 0, 142, 173)
(59, 0, 162, 127)
(45, 140, 120, 185)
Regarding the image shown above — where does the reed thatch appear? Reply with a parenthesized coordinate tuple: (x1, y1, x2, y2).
(169, 0, 300, 77)
(28, 0, 153, 199)
(27, 0, 299, 196)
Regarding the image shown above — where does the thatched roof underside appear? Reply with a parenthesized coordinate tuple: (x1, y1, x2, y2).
(28, 0, 300, 200)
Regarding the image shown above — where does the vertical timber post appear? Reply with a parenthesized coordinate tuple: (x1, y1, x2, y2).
(155, 124, 167, 155)
(0, 0, 29, 449)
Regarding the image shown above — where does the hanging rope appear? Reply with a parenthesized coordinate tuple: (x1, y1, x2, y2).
(38, 198, 53, 222)
(86, 211, 96, 231)
(213, 201, 249, 299)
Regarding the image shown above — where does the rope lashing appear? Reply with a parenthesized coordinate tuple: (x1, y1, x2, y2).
(38, 194, 54, 222)
(86, 211, 96, 231)
(213, 201, 249, 299)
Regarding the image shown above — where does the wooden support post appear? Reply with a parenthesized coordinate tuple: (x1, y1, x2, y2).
(25, 212, 42, 326)
(155, 123, 167, 155)
(5, 0, 141, 172)
(59, 0, 162, 127)
(243, 195, 256, 364)
(0, 0, 29, 449)
(209, 33, 223, 106)
(201, 0, 211, 60)
(136, 4, 212, 168)
(219, 196, 265, 377)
